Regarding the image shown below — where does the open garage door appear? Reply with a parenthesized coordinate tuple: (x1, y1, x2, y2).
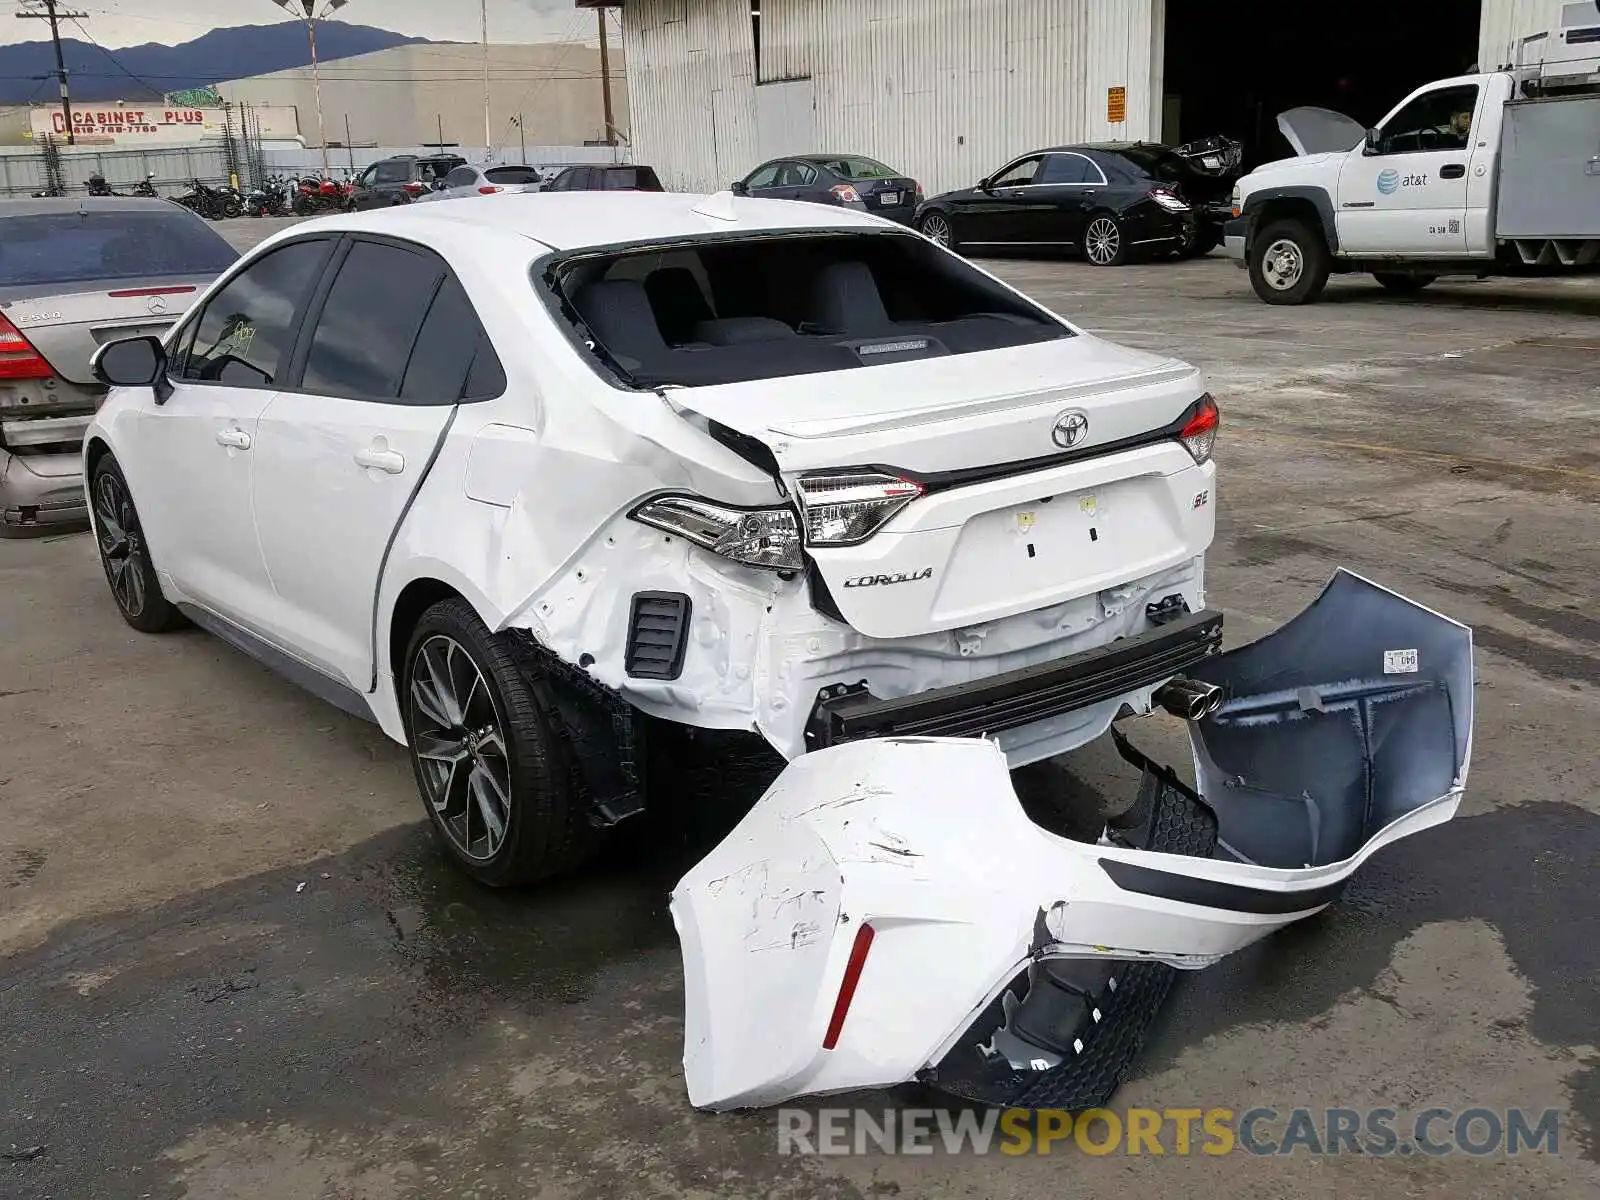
(1162, 1, 1482, 170)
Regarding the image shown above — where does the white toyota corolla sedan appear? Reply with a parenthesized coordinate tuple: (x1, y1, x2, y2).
(84, 192, 1473, 1114)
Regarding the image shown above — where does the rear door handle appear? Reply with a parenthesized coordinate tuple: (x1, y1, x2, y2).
(354, 445, 406, 474)
(215, 427, 251, 450)
(1440, 163, 1466, 179)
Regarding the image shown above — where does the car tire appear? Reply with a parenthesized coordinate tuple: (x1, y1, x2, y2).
(1083, 212, 1129, 266)
(1248, 217, 1331, 304)
(1373, 272, 1437, 295)
(917, 210, 959, 252)
(401, 597, 596, 887)
(90, 455, 183, 634)
(1183, 228, 1221, 259)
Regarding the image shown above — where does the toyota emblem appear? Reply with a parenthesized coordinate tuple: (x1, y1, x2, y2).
(1051, 409, 1089, 449)
(146, 295, 167, 315)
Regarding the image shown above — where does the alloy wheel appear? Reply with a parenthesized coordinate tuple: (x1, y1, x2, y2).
(409, 634, 513, 863)
(1085, 217, 1120, 265)
(1261, 238, 1305, 291)
(920, 214, 952, 247)
(94, 472, 146, 619)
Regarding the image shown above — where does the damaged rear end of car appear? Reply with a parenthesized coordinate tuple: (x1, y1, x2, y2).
(497, 210, 1473, 1114)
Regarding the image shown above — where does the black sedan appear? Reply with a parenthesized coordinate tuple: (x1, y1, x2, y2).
(731, 154, 922, 224)
(912, 145, 1198, 265)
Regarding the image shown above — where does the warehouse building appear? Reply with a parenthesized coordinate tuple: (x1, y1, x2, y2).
(578, 0, 1583, 195)
(217, 41, 627, 155)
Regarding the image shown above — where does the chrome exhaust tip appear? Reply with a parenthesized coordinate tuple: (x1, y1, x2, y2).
(1153, 677, 1225, 721)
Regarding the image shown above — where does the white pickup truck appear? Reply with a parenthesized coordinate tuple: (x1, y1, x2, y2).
(1225, 43, 1600, 304)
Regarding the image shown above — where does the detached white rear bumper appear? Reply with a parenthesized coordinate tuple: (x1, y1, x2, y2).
(671, 570, 1473, 1111)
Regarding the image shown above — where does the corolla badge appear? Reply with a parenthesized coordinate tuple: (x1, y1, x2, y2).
(843, 568, 934, 588)
(1051, 409, 1090, 449)
(1376, 168, 1400, 196)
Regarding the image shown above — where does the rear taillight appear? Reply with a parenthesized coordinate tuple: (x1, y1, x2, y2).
(822, 922, 875, 1050)
(1178, 394, 1219, 464)
(404, 181, 424, 194)
(0, 312, 53, 381)
(797, 471, 923, 546)
(1150, 187, 1190, 213)
(629, 494, 804, 571)
(830, 183, 862, 204)
(914, 182, 924, 202)
(478, 185, 503, 194)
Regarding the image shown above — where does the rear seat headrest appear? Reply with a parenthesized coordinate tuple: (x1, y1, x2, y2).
(808, 259, 891, 333)
(571, 278, 668, 360)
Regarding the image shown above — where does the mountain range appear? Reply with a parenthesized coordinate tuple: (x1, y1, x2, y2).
(0, 22, 428, 106)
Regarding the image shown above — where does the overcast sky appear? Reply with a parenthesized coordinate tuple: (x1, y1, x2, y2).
(2, 1, 598, 48)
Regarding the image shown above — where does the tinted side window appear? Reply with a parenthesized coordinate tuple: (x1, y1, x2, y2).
(373, 161, 412, 184)
(444, 167, 478, 188)
(1039, 154, 1091, 184)
(181, 239, 332, 387)
(401, 275, 503, 404)
(302, 241, 446, 399)
(745, 163, 781, 189)
(990, 157, 1042, 187)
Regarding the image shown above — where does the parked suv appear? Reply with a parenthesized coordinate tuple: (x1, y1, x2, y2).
(542, 164, 664, 192)
(349, 154, 468, 210)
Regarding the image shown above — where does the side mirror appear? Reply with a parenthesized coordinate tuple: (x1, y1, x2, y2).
(978, 176, 994, 192)
(1364, 128, 1382, 155)
(93, 335, 168, 397)
(730, 180, 748, 195)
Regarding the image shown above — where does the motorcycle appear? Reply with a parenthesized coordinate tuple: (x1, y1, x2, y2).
(132, 172, 158, 198)
(290, 175, 347, 216)
(246, 175, 292, 217)
(174, 178, 242, 221)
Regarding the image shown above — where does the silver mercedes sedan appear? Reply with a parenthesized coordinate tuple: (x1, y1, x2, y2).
(0, 196, 237, 536)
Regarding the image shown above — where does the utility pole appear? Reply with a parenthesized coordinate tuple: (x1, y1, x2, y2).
(597, 6, 615, 148)
(275, 0, 350, 176)
(480, 0, 492, 155)
(16, 0, 88, 147)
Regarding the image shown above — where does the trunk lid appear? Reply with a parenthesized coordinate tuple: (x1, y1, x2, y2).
(0, 276, 206, 387)
(669, 333, 1204, 476)
(1277, 106, 1368, 156)
(671, 336, 1214, 639)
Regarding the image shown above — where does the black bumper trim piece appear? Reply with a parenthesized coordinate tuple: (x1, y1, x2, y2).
(804, 608, 1223, 748)
(1097, 858, 1348, 916)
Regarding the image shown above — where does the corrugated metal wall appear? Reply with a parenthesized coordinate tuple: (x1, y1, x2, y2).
(620, 0, 759, 192)
(1477, 0, 1577, 67)
(621, 0, 1160, 196)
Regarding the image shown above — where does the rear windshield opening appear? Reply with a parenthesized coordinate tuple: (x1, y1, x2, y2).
(549, 231, 1071, 388)
(0, 210, 238, 288)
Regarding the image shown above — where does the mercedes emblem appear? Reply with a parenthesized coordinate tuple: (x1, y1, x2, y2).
(1050, 409, 1089, 449)
(146, 295, 167, 315)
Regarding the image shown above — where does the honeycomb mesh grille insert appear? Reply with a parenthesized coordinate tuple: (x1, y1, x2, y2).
(625, 592, 691, 680)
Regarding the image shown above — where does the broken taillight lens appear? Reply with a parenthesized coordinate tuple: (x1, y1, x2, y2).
(629, 494, 804, 571)
(1178, 393, 1219, 464)
(0, 312, 53, 381)
(797, 471, 924, 547)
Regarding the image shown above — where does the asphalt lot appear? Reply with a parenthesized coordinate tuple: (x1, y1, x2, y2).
(3, 216, 1598, 1199)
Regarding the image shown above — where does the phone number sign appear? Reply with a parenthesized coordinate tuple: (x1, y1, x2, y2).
(31, 107, 220, 144)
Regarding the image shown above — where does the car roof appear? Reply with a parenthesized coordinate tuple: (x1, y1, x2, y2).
(1043, 142, 1165, 154)
(0, 196, 191, 217)
(276, 190, 896, 253)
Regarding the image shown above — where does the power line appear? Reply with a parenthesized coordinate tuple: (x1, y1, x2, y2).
(63, 13, 163, 97)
